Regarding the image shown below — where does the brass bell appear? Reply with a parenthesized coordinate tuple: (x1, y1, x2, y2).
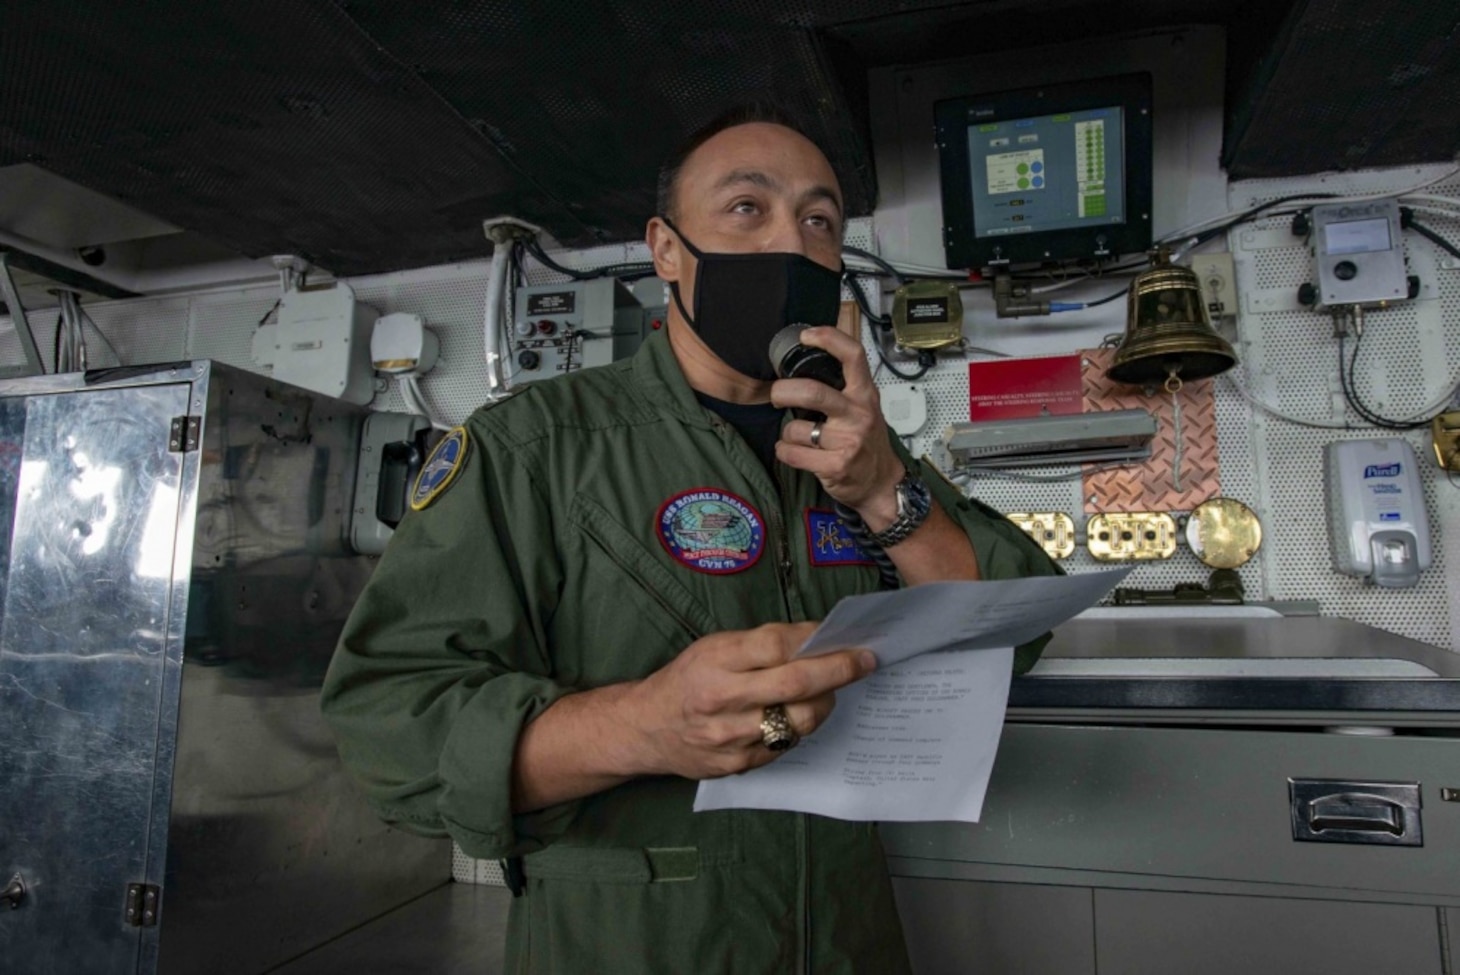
(1108, 248, 1237, 387)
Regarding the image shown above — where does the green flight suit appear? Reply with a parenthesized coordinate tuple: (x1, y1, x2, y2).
(321, 328, 1059, 974)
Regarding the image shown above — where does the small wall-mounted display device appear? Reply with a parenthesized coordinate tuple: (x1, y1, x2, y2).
(891, 281, 963, 350)
(934, 72, 1154, 269)
(1308, 200, 1409, 311)
(511, 279, 646, 385)
(1324, 438, 1431, 588)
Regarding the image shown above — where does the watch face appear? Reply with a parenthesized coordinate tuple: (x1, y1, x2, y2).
(898, 473, 932, 517)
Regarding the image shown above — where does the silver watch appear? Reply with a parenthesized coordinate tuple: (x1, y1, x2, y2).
(866, 472, 932, 549)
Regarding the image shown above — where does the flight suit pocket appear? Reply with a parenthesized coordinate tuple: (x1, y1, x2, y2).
(568, 494, 717, 646)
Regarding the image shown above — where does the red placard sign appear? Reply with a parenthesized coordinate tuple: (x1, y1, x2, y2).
(968, 354, 1084, 421)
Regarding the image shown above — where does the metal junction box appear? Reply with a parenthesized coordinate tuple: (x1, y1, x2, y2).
(0, 361, 446, 975)
(510, 278, 646, 384)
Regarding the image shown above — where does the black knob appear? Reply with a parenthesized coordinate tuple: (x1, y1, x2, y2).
(517, 350, 541, 370)
(1333, 260, 1358, 281)
(1408, 275, 1421, 299)
(1297, 282, 1318, 306)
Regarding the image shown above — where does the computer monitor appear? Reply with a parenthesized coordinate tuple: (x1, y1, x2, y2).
(935, 73, 1154, 270)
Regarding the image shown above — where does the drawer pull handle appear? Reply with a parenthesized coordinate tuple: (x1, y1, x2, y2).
(1307, 793, 1404, 835)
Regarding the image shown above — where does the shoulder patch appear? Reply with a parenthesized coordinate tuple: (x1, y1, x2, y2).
(656, 488, 765, 574)
(411, 426, 470, 511)
(805, 508, 876, 566)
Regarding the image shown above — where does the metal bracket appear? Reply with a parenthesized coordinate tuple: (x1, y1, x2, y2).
(168, 415, 201, 453)
(0, 252, 45, 377)
(3, 873, 24, 909)
(123, 883, 160, 927)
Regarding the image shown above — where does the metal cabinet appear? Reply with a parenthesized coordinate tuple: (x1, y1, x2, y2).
(0, 362, 447, 975)
(886, 721, 1460, 974)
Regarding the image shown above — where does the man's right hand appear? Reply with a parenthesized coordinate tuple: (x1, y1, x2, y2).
(511, 623, 875, 813)
(623, 623, 876, 780)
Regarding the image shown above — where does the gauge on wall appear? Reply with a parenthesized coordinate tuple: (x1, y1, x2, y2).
(1185, 496, 1263, 569)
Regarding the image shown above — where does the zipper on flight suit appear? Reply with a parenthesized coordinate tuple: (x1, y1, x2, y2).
(771, 456, 813, 975)
(707, 415, 811, 972)
(707, 416, 795, 622)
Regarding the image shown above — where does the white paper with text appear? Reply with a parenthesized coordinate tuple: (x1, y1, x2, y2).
(694, 569, 1130, 822)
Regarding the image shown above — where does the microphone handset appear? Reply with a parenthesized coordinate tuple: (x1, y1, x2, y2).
(768, 323, 900, 589)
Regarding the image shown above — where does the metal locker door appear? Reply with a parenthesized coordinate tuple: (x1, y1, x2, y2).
(0, 382, 191, 975)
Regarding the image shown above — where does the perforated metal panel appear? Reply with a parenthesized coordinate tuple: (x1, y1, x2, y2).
(1227, 165, 1459, 650)
(863, 170, 1457, 651)
(451, 842, 505, 887)
(865, 259, 1268, 605)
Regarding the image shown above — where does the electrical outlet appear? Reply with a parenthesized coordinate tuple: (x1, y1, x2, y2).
(1191, 252, 1238, 321)
(1006, 512, 1076, 559)
(1086, 512, 1178, 561)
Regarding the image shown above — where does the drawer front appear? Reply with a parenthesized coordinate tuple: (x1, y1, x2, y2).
(883, 724, 1460, 901)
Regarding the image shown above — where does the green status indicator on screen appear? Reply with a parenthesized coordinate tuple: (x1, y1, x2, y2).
(1051, 114, 1073, 122)
(978, 123, 1000, 132)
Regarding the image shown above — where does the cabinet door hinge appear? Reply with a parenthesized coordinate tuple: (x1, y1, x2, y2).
(168, 415, 201, 453)
(123, 883, 160, 927)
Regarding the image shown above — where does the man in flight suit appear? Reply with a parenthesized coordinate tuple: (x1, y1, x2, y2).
(321, 104, 1057, 973)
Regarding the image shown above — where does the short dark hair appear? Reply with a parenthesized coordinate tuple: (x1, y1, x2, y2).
(655, 102, 827, 221)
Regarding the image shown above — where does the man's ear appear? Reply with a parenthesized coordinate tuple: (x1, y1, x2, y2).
(646, 217, 680, 283)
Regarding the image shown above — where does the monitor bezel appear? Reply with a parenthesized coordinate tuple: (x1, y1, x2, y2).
(935, 72, 1154, 270)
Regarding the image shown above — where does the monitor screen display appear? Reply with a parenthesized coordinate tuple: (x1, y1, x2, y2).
(967, 106, 1126, 240)
(934, 73, 1152, 269)
(1323, 217, 1392, 255)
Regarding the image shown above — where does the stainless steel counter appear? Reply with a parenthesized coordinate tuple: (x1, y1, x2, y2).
(1011, 615, 1460, 717)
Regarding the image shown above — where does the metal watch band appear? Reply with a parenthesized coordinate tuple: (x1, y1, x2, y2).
(866, 472, 932, 549)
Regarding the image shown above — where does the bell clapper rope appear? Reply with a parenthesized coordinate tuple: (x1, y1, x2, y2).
(1165, 367, 1184, 493)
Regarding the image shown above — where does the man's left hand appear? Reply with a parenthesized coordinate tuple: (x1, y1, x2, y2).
(772, 326, 904, 528)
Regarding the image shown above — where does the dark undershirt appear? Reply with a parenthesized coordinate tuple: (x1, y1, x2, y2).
(694, 391, 784, 473)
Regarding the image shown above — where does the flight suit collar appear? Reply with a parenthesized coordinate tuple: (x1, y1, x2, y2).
(626, 327, 735, 430)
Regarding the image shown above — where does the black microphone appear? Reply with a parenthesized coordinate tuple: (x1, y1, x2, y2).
(769, 324, 844, 422)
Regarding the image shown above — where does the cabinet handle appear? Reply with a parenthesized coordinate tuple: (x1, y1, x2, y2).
(1307, 793, 1404, 835)
(1289, 779, 1422, 846)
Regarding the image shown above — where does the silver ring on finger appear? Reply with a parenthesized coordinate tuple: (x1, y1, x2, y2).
(760, 703, 800, 751)
(809, 422, 824, 449)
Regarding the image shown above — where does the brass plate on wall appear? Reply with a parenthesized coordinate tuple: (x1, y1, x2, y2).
(1087, 511, 1178, 561)
(1007, 512, 1077, 560)
(1186, 496, 1263, 569)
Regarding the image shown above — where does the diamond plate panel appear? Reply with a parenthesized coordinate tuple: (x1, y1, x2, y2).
(1080, 347, 1222, 513)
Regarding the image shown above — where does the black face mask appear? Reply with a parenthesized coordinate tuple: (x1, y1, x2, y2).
(661, 217, 843, 381)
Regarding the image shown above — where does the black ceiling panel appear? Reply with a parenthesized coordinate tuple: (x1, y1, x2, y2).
(1224, 0, 1460, 177)
(330, 1, 892, 248)
(824, 0, 1251, 64)
(0, 0, 906, 275)
(3, 0, 1458, 279)
(0, 1, 592, 274)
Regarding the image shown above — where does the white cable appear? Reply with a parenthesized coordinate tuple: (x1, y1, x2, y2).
(1221, 372, 1353, 430)
(399, 375, 452, 431)
(1160, 164, 1460, 246)
(482, 244, 512, 400)
(1399, 193, 1460, 213)
(1398, 203, 1460, 223)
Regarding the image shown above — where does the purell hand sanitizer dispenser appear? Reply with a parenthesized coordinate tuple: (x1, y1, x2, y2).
(1324, 438, 1431, 588)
